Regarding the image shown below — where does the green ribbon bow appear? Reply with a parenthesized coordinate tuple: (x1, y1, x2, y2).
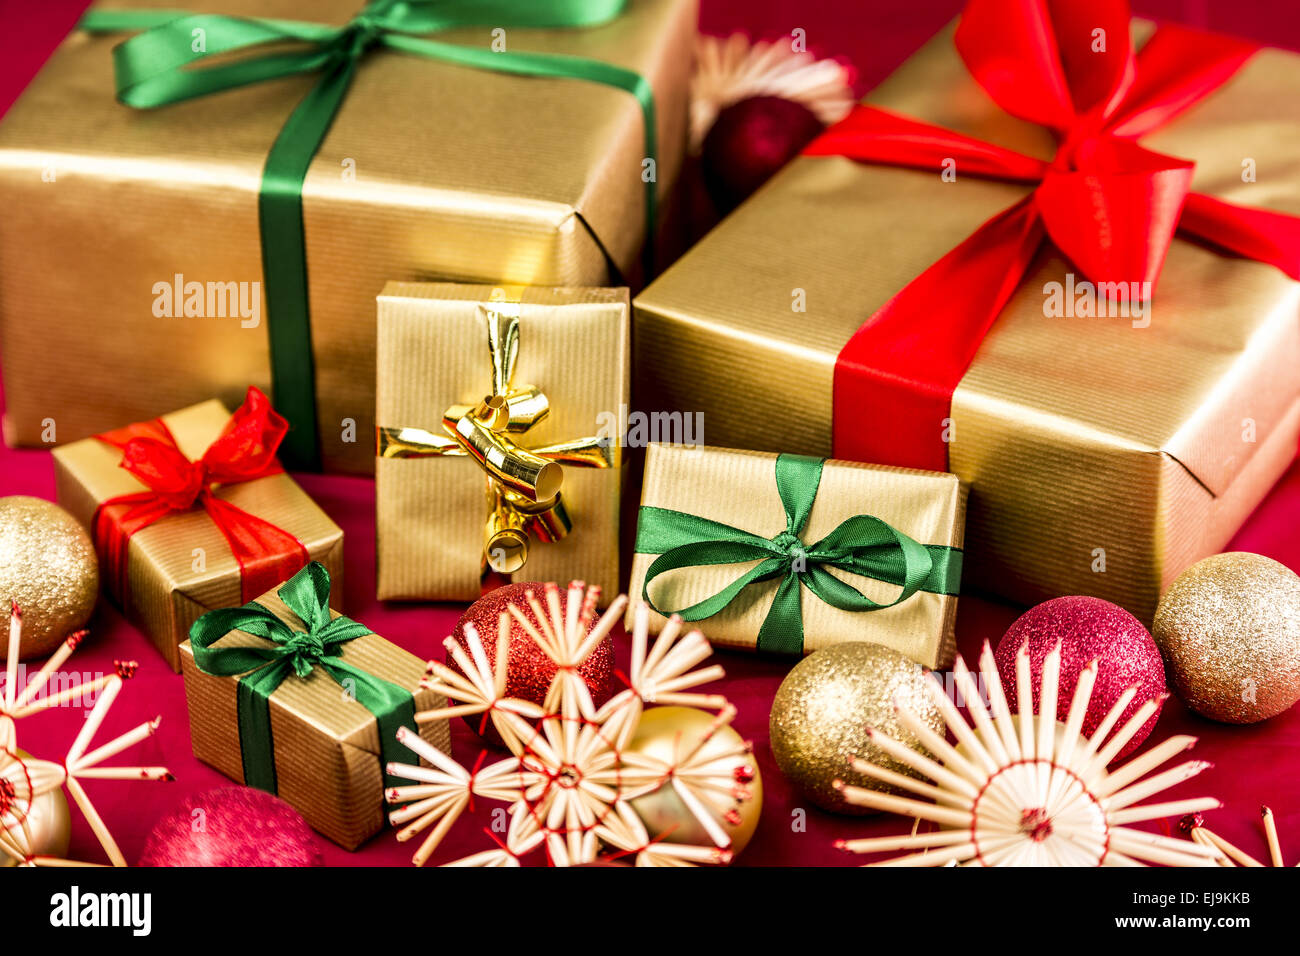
(189, 561, 416, 795)
(81, 0, 657, 471)
(635, 454, 962, 655)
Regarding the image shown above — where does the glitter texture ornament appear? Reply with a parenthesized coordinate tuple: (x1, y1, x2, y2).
(387, 583, 751, 866)
(139, 787, 323, 867)
(837, 641, 1221, 866)
(995, 596, 1166, 760)
(1, 604, 173, 866)
(1153, 552, 1300, 724)
(769, 642, 942, 815)
(449, 581, 614, 744)
(0, 496, 99, 660)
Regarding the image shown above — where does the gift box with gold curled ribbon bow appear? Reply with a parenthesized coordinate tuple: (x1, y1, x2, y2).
(628, 443, 967, 668)
(0, 0, 695, 475)
(635, 0, 1300, 623)
(180, 561, 449, 849)
(375, 283, 627, 601)
(53, 388, 344, 671)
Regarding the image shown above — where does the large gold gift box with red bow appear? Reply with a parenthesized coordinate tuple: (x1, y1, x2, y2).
(52, 391, 344, 670)
(634, 12, 1300, 623)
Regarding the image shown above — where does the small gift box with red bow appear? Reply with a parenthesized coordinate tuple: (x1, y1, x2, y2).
(53, 387, 344, 671)
(635, 0, 1300, 623)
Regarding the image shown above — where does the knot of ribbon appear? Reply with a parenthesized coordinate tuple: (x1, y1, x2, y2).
(81, 0, 657, 471)
(189, 561, 416, 795)
(93, 386, 308, 606)
(635, 454, 962, 655)
(376, 298, 613, 577)
(807, 0, 1300, 473)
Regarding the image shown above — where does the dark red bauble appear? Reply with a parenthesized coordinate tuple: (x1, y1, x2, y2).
(138, 787, 323, 866)
(448, 582, 616, 746)
(994, 596, 1168, 761)
(701, 95, 825, 213)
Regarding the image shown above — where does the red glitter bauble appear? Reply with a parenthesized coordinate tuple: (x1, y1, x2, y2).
(994, 596, 1167, 761)
(701, 95, 825, 213)
(448, 582, 616, 746)
(138, 787, 324, 867)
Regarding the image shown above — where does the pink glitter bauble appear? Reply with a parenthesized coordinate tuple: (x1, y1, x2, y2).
(138, 787, 323, 867)
(449, 582, 616, 746)
(994, 596, 1167, 761)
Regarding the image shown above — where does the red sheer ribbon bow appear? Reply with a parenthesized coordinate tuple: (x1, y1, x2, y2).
(93, 386, 308, 604)
(805, 0, 1300, 471)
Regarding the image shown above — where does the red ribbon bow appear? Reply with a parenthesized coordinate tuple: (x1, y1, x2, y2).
(806, 0, 1300, 472)
(93, 386, 308, 604)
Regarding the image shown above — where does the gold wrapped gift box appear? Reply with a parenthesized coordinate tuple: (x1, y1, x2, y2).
(634, 21, 1300, 623)
(376, 283, 628, 601)
(53, 399, 343, 671)
(628, 443, 967, 668)
(179, 586, 449, 850)
(0, 0, 694, 474)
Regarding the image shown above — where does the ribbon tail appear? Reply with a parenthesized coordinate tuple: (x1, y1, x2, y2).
(202, 495, 309, 603)
(1178, 192, 1300, 280)
(832, 195, 1044, 471)
(754, 572, 805, 656)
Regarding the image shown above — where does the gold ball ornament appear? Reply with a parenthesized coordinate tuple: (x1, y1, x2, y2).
(1, 748, 73, 866)
(626, 706, 762, 856)
(770, 641, 942, 815)
(0, 496, 98, 660)
(1154, 552, 1300, 723)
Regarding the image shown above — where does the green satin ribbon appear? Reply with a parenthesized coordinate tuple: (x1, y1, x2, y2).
(635, 454, 962, 655)
(81, 0, 657, 471)
(188, 561, 415, 796)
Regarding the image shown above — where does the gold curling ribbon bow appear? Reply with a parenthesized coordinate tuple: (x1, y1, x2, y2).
(376, 296, 612, 575)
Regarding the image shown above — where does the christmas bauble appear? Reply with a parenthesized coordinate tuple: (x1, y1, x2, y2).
(448, 582, 615, 744)
(138, 787, 323, 866)
(0, 496, 98, 660)
(626, 706, 761, 857)
(769, 642, 942, 815)
(701, 95, 825, 212)
(1153, 552, 1300, 723)
(995, 596, 1166, 760)
(0, 748, 72, 866)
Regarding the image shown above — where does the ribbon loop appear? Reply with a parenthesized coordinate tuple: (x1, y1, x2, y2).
(636, 454, 961, 655)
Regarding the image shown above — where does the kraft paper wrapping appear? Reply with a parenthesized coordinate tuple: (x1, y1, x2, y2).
(376, 283, 628, 601)
(178, 590, 449, 850)
(52, 399, 344, 671)
(0, 0, 695, 474)
(633, 21, 1300, 623)
(628, 443, 967, 668)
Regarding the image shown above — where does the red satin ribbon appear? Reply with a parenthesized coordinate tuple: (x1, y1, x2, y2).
(92, 386, 309, 604)
(805, 0, 1300, 472)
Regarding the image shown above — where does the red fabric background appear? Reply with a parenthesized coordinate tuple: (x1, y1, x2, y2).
(1, 0, 1297, 867)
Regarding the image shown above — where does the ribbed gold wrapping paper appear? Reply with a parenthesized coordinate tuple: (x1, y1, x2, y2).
(633, 21, 1300, 623)
(0, 0, 695, 474)
(627, 444, 967, 668)
(52, 400, 344, 671)
(178, 590, 449, 850)
(376, 283, 629, 601)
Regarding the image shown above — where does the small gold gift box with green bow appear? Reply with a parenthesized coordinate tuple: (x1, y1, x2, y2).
(375, 283, 628, 601)
(628, 443, 967, 668)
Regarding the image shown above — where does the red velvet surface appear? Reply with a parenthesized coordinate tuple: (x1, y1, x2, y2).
(1, 0, 1298, 868)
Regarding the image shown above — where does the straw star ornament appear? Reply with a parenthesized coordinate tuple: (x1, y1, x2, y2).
(385, 583, 749, 866)
(2, 603, 173, 866)
(836, 641, 1223, 867)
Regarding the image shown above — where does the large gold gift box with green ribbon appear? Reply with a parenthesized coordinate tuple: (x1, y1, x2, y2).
(375, 283, 628, 601)
(179, 562, 449, 850)
(628, 443, 967, 668)
(0, 0, 693, 474)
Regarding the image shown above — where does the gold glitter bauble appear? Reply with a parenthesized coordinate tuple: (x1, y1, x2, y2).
(1, 748, 73, 866)
(1154, 552, 1300, 724)
(770, 642, 942, 815)
(626, 706, 762, 857)
(0, 496, 98, 660)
